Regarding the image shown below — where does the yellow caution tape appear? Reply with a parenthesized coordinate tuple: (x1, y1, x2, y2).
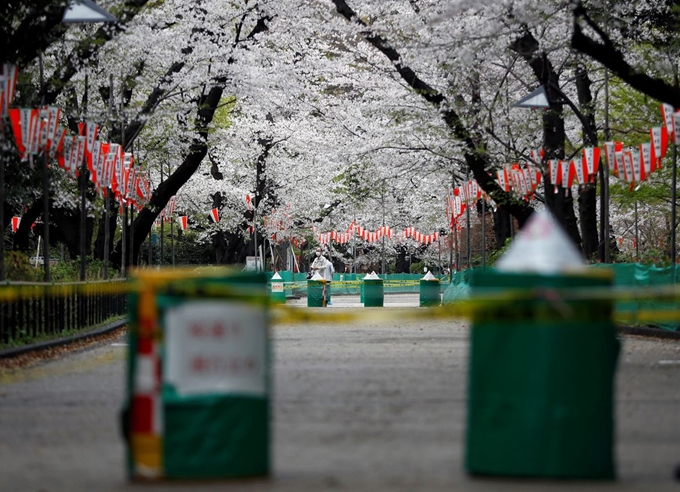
(3, 279, 680, 325)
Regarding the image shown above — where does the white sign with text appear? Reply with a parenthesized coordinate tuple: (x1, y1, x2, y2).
(164, 300, 267, 397)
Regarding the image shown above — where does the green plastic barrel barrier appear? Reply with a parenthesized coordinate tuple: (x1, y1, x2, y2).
(465, 270, 619, 479)
(307, 279, 326, 307)
(125, 270, 270, 480)
(269, 276, 286, 304)
(363, 279, 384, 307)
(419, 279, 441, 307)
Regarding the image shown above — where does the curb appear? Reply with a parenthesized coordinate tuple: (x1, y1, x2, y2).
(617, 325, 680, 341)
(1, 317, 676, 360)
(0, 318, 128, 359)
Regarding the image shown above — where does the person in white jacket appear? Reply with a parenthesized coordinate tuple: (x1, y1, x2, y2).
(310, 248, 334, 304)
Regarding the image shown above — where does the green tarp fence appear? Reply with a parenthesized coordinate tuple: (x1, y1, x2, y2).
(268, 272, 448, 297)
(442, 263, 680, 331)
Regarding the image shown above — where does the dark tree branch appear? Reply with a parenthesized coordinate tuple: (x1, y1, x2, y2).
(571, 2, 680, 107)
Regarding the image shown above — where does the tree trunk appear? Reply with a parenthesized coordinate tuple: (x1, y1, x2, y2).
(395, 245, 409, 273)
(212, 229, 250, 264)
(575, 64, 600, 261)
(493, 208, 512, 249)
(14, 199, 43, 252)
(50, 208, 81, 259)
(510, 29, 583, 249)
(93, 200, 118, 261)
(112, 84, 225, 269)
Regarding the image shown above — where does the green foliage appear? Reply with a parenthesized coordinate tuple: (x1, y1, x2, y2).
(172, 231, 215, 265)
(139, 229, 215, 266)
(409, 260, 423, 274)
(212, 96, 237, 130)
(3, 251, 42, 282)
(603, 77, 660, 147)
(49, 258, 116, 282)
(600, 75, 674, 265)
(1, 252, 120, 283)
(487, 237, 512, 266)
(617, 247, 671, 268)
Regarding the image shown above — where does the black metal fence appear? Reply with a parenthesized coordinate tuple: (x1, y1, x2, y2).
(0, 280, 128, 346)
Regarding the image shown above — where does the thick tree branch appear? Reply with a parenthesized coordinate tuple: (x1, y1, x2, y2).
(571, 2, 680, 107)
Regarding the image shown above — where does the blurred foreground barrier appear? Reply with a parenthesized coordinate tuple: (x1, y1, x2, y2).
(465, 270, 619, 479)
(465, 210, 620, 480)
(123, 269, 270, 481)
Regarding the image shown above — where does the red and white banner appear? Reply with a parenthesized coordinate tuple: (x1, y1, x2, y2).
(650, 127, 667, 168)
(178, 216, 188, 231)
(604, 142, 622, 176)
(548, 159, 561, 193)
(661, 103, 676, 142)
(11, 216, 20, 233)
(582, 147, 600, 181)
(561, 159, 575, 191)
(210, 208, 219, 223)
(1, 65, 19, 116)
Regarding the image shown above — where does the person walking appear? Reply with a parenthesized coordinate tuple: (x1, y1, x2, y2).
(311, 248, 334, 305)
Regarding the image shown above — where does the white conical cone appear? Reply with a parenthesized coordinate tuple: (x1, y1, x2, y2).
(495, 209, 586, 274)
(310, 272, 324, 280)
(363, 271, 381, 280)
(422, 271, 437, 281)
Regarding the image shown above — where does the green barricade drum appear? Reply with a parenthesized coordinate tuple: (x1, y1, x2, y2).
(125, 269, 270, 481)
(419, 272, 441, 307)
(269, 272, 286, 304)
(465, 271, 619, 479)
(307, 279, 326, 307)
(363, 279, 384, 307)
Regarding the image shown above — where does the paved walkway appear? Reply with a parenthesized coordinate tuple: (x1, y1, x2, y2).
(1, 303, 679, 491)
(286, 292, 423, 308)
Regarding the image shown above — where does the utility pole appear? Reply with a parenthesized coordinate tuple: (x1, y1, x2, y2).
(381, 187, 386, 275)
(603, 61, 611, 263)
(120, 93, 127, 278)
(79, 75, 88, 280)
(601, 3, 612, 263)
(465, 172, 471, 269)
(39, 54, 51, 282)
(103, 74, 113, 280)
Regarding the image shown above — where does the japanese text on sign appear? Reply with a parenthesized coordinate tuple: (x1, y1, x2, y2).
(164, 300, 267, 397)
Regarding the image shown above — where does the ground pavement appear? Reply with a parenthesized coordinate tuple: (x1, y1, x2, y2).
(0, 294, 679, 491)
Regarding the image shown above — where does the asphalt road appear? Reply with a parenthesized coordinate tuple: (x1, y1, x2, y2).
(1, 294, 680, 492)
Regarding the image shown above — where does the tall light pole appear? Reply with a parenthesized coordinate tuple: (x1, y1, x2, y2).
(38, 55, 51, 282)
(62, 0, 117, 280)
(514, 83, 609, 262)
(79, 75, 89, 281)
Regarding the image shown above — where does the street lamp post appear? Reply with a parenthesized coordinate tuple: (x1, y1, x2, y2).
(38, 55, 51, 282)
(514, 83, 610, 262)
(62, 0, 117, 280)
(79, 75, 89, 281)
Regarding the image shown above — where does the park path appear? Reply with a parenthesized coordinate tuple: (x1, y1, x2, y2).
(1, 296, 679, 491)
